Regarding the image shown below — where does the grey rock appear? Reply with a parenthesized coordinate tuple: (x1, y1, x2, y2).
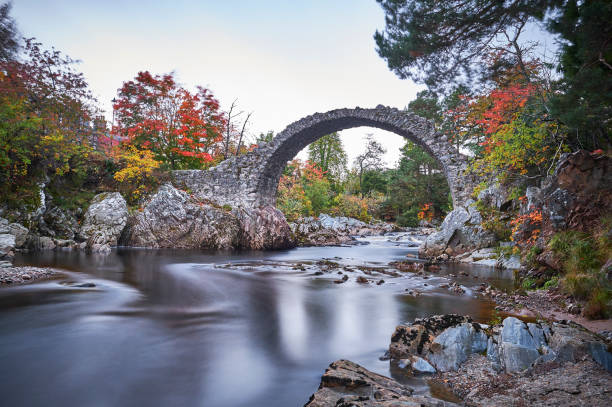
(527, 323, 547, 348)
(428, 322, 488, 372)
(122, 184, 240, 249)
(410, 356, 436, 374)
(486, 336, 502, 371)
(41, 206, 78, 240)
(33, 236, 56, 251)
(389, 314, 473, 359)
(304, 359, 447, 407)
(80, 192, 128, 247)
(477, 182, 513, 210)
(0, 233, 16, 260)
(0, 217, 8, 234)
(122, 184, 293, 250)
(8, 223, 28, 248)
(498, 254, 521, 270)
(499, 317, 540, 372)
(548, 322, 612, 373)
(589, 342, 612, 373)
(500, 342, 540, 373)
(235, 206, 294, 249)
(420, 203, 496, 258)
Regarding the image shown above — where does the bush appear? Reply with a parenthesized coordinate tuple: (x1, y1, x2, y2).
(397, 207, 420, 227)
(329, 194, 371, 222)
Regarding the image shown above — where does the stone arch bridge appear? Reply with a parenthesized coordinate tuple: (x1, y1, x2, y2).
(173, 106, 477, 210)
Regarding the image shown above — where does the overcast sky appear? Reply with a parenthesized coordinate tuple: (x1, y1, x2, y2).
(12, 1, 427, 166)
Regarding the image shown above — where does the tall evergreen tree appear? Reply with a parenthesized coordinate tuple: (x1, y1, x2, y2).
(0, 2, 18, 62)
(307, 132, 347, 182)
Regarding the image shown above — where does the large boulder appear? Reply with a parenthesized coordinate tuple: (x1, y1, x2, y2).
(389, 314, 473, 359)
(304, 359, 448, 407)
(79, 192, 128, 248)
(8, 223, 28, 249)
(235, 206, 294, 249)
(121, 184, 240, 249)
(41, 206, 78, 240)
(387, 314, 612, 375)
(428, 322, 488, 372)
(1, 217, 29, 250)
(121, 184, 294, 250)
(498, 317, 541, 372)
(420, 202, 496, 258)
(0, 233, 16, 262)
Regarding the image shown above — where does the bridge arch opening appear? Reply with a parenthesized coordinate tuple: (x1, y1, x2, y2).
(254, 107, 470, 209)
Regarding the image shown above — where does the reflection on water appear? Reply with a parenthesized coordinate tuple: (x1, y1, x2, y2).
(0, 236, 509, 407)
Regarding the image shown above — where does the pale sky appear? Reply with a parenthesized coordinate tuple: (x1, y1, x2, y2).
(12, 0, 426, 166)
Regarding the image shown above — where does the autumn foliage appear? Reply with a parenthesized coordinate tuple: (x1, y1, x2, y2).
(0, 39, 100, 209)
(112, 71, 226, 171)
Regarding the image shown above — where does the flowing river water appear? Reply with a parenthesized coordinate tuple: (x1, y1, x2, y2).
(0, 233, 514, 407)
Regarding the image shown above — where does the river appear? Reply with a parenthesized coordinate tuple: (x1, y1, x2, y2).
(0, 234, 513, 406)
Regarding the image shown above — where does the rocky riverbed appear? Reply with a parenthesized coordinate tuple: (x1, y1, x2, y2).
(306, 314, 612, 406)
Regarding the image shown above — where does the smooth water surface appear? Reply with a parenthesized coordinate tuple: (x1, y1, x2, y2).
(1, 235, 510, 407)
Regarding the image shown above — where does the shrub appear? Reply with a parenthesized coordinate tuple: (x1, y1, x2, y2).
(548, 229, 611, 319)
(329, 194, 371, 222)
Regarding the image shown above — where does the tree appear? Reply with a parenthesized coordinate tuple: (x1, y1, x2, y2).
(0, 38, 98, 207)
(255, 130, 275, 144)
(113, 71, 226, 170)
(375, 0, 611, 148)
(361, 169, 388, 197)
(407, 90, 441, 124)
(353, 134, 386, 196)
(385, 141, 450, 226)
(307, 132, 347, 183)
(547, 0, 612, 148)
(0, 2, 18, 62)
(374, 0, 557, 93)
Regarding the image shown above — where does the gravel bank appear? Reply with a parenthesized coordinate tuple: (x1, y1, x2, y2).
(0, 266, 60, 286)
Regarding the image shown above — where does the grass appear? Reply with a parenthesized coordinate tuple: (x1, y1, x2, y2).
(543, 276, 559, 289)
(548, 225, 612, 319)
(521, 277, 537, 291)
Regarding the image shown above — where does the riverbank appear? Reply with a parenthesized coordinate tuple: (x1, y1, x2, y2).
(306, 314, 612, 406)
(0, 265, 60, 286)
